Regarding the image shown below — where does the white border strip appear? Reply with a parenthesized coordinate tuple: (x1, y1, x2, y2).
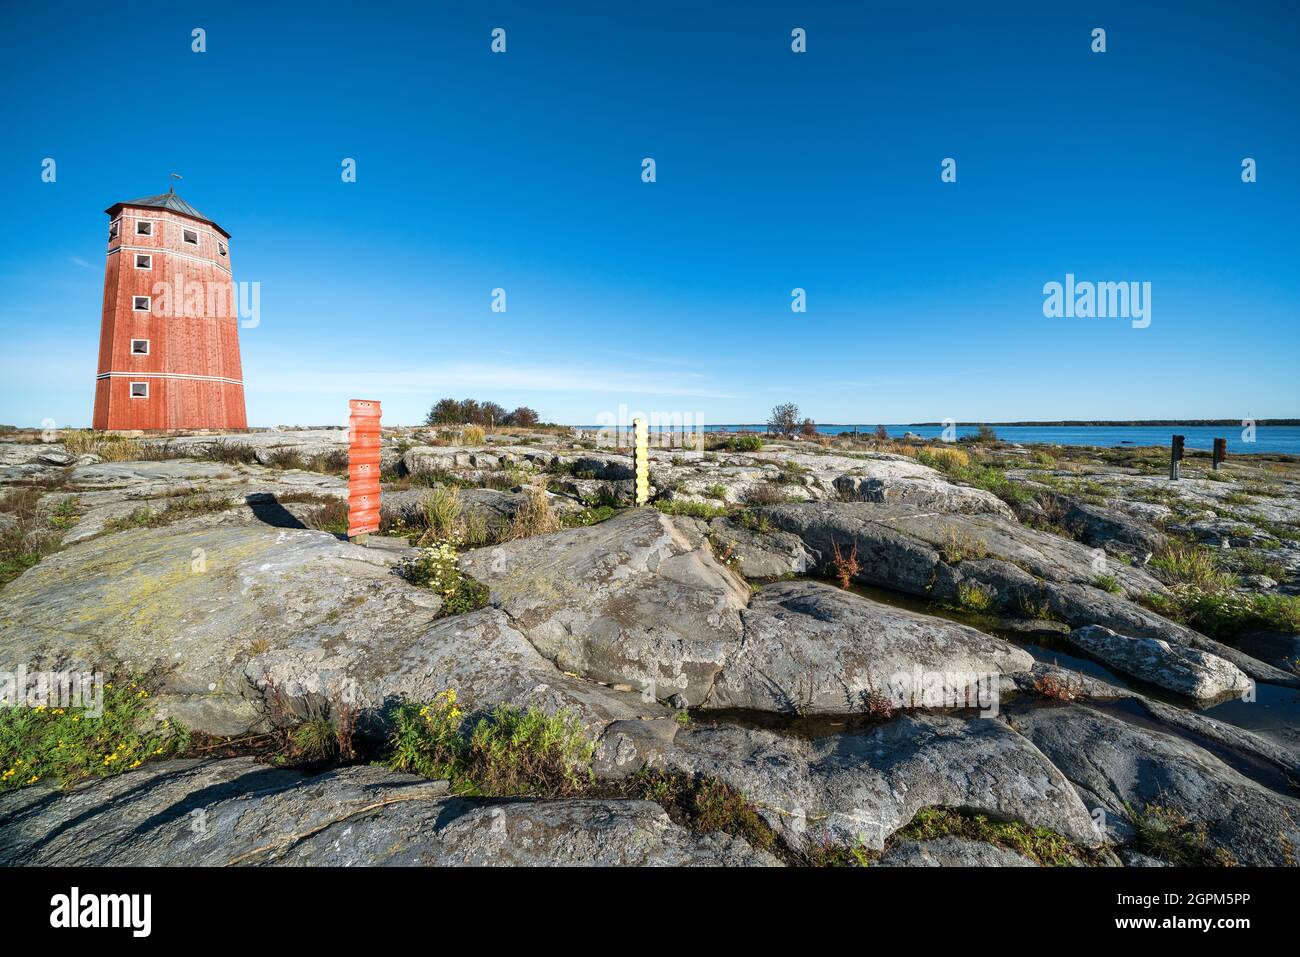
(97, 372, 244, 386)
(108, 244, 232, 275)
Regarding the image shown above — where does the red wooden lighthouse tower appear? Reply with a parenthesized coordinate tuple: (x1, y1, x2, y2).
(92, 187, 247, 430)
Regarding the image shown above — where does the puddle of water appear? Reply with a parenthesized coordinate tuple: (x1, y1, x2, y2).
(1084, 698, 1298, 795)
(819, 577, 1300, 757)
(1015, 638, 1300, 751)
(851, 579, 1300, 747)
(1199, 685, 1300, 753)
(692, 707, 988, 741)
(1016, 642, 1120, 683)
(846, 582, 990, 628)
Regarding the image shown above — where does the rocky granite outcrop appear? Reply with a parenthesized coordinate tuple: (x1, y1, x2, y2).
(706, 515, 815, 578)
(3, 430, 1299, 868)
(0, 758, 778, 867)
(1006, 704, 1300, 866)
(754, 501, 1297, 688)
(1068, 624, 1253, 700)
(878, 836, 1038, 867)
(658, 716, 1103, 851)
(706, 580, 1033, 714)
(458, 509, 750, 706)
(0, 519, 656, 735)
(833, 476, 1015, 518)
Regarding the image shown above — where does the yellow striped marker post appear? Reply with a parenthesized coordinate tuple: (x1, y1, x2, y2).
(634, 416, 650, 505)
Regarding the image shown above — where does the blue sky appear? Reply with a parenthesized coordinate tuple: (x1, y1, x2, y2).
(1, 1, 1296, 427)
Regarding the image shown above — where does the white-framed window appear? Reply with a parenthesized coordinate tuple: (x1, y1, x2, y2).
(130, 339, 150, 356)
(129, 381, 149, 398)
(109, 221, 119, 241)
(182, 228, 199, 245)
(134, 253, 152, 269)
(218, 241, 227, 257)
(132, 295, 151, 312)
(135, 220, 153, 236)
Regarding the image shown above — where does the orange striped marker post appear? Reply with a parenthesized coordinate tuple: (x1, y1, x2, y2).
(347, 399, 382, 543)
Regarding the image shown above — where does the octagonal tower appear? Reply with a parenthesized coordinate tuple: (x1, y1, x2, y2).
(92, 189, 247, 430)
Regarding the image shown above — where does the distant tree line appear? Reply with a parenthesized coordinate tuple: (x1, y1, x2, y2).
(425, 398, 539, 428)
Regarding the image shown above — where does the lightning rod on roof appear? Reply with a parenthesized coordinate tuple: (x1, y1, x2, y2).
(168, 172, 183, 193)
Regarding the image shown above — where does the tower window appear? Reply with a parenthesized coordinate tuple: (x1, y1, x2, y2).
(183, 228, 199, 245)
(109, 222, 119, 241)
(218, 241, 227, 256)
(132, 295, 150, 312)
(130, 339, 150, 355)
(134, 254, 152, 269)
(129, 382, 149, 398)
(136, 220, 153, 236)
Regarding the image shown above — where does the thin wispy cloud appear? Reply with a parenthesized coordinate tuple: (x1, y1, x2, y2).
(245, 360, 741, 400)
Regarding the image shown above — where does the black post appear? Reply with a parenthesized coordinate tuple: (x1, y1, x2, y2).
(1213, 437, 1227, 470)
(1170, 434, 1184, 481)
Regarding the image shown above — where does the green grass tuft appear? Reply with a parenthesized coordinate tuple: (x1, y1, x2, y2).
(654, 499, 729, 519)
(1143, 586, 1300, 640)
(386, 691, 594, 797)
(894, 806, 1097, 867)
(0, 676, 189, 792)
(398, 541, 490, 616)
(1128, 803, 1236, 866)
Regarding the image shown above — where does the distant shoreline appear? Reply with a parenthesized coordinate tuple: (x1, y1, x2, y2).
(630, 420, 1300, 429)
(898, 419, 1299, 427)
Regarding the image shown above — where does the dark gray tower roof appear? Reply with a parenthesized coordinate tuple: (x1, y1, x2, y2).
(105, 191, 229, 237)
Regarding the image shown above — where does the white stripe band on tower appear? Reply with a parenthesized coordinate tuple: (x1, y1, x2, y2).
(96, 372, 244, 386)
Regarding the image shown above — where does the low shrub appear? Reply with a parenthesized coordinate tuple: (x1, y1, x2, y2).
(0, 488, 72, 587)
(625, 770, 775, 852)
(58, 430, 146, 462)
(955, 582, 996, 613)
(895, 806, 1094, 867)
(743, 483, 792, 507)
(1144, 586, 1300, 640)
(101, 493, 231, 533)
(718, 434, 763, 452)
(1150, 543, 1237, 591)
(1091, 573, 1124, 594)
(0, 676, 189, 793)
(201, 442, 260, 465)
(386, 690, 594, 798)
(1128, 803, 1235, 866)
(305, 500, 350, 536)
(399, 541, 490, 616)
(561, 505, 618, 528)
(1030, 670, 1085, 702)
(422, 485, 461, 541)
(507, 485, 561, 540)
(654, 499, 729, 519)
(938, 527, 988, 563)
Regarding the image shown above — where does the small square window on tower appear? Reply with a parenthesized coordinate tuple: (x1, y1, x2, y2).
(218, 241, 227, 257)
(129, 381, 149, 398)
(132, 295, 150, 312)
(135, 253, 152, 269)
(136, 220, 153, 236)
(109, 221, 119, 241)
(183, 228, 199, 245)
(130, 339, 150, 355)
